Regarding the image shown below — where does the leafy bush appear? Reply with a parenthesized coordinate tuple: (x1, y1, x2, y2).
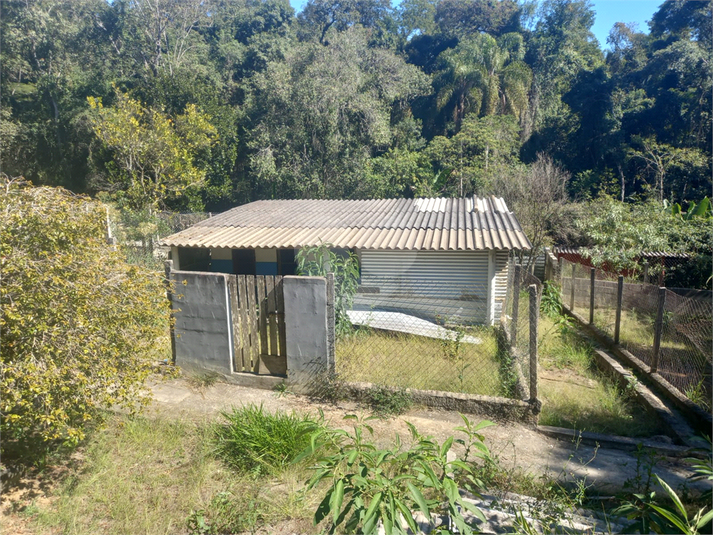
(213, 404, 323, 476)
(364, 385, 413, 417)
(303, 414, 494, 535)
(0, 178, 168, 448)
(296, 242, 360, 337)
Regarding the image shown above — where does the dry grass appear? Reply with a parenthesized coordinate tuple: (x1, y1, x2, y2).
(22, 414, 317, 535)
(336, 326, 506, 397)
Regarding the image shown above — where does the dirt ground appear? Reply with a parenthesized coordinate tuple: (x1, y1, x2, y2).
(2, 376, 706, 535)
(149, 377, 699, 494)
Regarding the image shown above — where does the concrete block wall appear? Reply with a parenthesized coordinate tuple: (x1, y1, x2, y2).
(283, 276, 330, 390)
(171, 270, 234, 375)
(168, 270, 333, 390)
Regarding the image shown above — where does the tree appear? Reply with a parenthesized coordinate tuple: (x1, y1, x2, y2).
(489, 153, 570, 270)
(88, 88, 217, 210)
(628, 136, 708, 202)
(434, 0, 521, 38)
(434, 33, 531, 132)
(0, 178, 168, 447)
(424, 115, 521, 196)
(245, 28, 430, 199)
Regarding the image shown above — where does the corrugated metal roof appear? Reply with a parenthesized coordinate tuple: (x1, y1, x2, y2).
(161, 196, 532, 251)
(554, 247, 690, 259)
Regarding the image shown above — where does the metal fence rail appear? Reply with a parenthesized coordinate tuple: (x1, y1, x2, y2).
(559, 257, 712, 412)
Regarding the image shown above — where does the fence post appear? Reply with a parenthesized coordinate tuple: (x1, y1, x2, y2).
(614, 275, 624, 344)
(651, 287, 666, 373)
(643, 261, 649, 285)
(326, 273, 336, 374)
(164, 260, 177, 364)
(589, 268, 596, 324)
(570, 263, 576, 311)
(510, 264, 521, 346)
(529, 284, 539, 404)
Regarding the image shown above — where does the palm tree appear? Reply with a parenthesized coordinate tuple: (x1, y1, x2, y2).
(434, 32, 532, 131)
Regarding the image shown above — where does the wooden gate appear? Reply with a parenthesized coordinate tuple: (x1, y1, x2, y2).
(228, 275, 287, 375)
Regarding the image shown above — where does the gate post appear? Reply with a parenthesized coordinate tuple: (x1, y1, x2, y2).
(283, 276, 329, 391)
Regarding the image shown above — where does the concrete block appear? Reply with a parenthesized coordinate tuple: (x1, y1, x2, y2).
(172, 270, 233, 375)
(283, 276, 329, 386)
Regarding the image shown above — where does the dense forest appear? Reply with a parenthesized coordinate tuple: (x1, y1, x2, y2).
(1, 0, 711, 281)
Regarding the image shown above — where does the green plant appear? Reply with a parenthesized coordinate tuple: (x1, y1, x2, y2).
(213, 404, 323, 476)
(0, 179, 168, 450)
(302, 414, 494, 535)
(540, 281, 564, 318)
(310, 371, 347, 403)
(274, 381, 293, 398)
(296, 242, 360, 337)
(187, 492, 264, 535)
(188, 372, 220, 393)
(365, 385, 413, 417)
(647, 476, 713, 535)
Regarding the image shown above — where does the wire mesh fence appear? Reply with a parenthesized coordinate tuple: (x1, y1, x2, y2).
(322, 268, 546, 402)
(659, 290, 712, 410)
(108, 210, 212, 269)
(558, 257, 712, 412)
(500, 266, 542, 401)
(333, 278, 508, 398)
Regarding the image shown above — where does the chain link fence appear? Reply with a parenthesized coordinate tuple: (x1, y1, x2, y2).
(333, 278, 508, 398)
(501, 266, 543, 401)
(325, 261, 543, 404)
(107, 210, 211, 269)
(559, 257, 712, 412)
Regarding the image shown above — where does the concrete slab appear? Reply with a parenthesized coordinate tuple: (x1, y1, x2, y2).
(347, 310, 482, 344)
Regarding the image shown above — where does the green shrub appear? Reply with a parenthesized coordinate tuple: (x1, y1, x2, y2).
(0, 179, 168, 449)
(303, 414, 494, 535)
(365, 385, 412, 417)
(213, 404, 323, 476)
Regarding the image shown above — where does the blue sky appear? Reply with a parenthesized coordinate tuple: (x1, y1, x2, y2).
(287, 0, 663, 50)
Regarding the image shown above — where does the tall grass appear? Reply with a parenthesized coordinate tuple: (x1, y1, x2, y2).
(537, 315, 664, 437)
(212, 404, 324, 476)
(33, 414, 316, 535)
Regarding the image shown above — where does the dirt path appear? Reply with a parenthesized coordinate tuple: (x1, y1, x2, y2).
(150, 377, 701, 495)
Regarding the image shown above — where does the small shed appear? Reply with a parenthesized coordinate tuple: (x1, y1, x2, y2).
(161, 196, 531, 325)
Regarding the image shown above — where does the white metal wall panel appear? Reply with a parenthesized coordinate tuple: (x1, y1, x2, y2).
(493, 251, 510, 321)
(357, 250, 491, 323)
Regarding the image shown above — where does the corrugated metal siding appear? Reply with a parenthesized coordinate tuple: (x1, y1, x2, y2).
(355, 250, 491, 324)
(493, 251, 510, 321)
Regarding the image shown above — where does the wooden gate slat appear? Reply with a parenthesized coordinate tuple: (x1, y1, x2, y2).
(228, 275, 241, 372)
(266, 276, 278, 356)
(237, 275, 249, 371)
(257, 276, 268, 358)
(276, 276, 287, 358)
(245, 275, 257, 371)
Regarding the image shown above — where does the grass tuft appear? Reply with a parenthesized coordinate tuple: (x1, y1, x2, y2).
(212, 404, 323, 476)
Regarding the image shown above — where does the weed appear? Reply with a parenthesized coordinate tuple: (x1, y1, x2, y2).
(274, 381, 293, 398)
(540, 281, 564, 318)
(213, 404, 323, 476)
(310, 371, 346, 403)
(364, 384, 412, 417)
(187, 492, 264, 535)
(302, 413, 493, 534)
(188, 372, 220, 393)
